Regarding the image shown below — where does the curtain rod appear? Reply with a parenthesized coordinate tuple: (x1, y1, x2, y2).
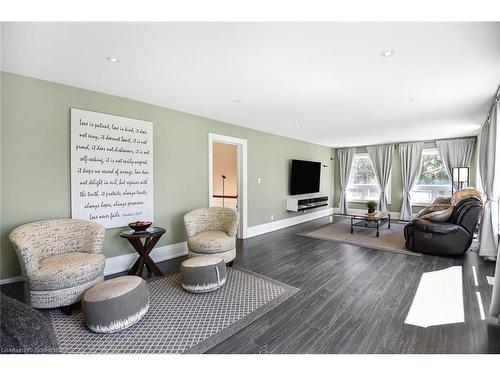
(396, 135, 476, 148)
(335, 135, 477, 150)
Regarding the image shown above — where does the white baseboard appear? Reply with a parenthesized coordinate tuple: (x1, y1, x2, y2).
(104, 241, 188, 276)
(246, 207, 334, 238)
(0, 242, 188, 285)
(0, 207, 405, 284)
(0, 275, 25, 285)
(0, 206, 403, 284)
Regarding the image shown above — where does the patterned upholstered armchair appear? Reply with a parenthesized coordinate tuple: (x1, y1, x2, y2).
(9, 219, 106, 309)
(183, 207, 239, 265)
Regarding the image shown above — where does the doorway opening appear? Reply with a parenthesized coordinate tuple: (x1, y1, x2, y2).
(208, 133, 248, 239)
(212, 142, 238, 210)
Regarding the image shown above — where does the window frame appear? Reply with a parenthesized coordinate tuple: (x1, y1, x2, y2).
(410, 148, 452, 206)
(346, 153, 391, 204)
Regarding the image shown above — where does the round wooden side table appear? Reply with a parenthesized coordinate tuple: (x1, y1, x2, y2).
(120, 226, 166, 277)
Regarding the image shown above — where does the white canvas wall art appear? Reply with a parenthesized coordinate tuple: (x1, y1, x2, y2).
(71, 108, 153, 228)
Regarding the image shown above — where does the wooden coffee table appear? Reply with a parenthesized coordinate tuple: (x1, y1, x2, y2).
(120, 226, 166, 277)
(349, 212, 391, 238)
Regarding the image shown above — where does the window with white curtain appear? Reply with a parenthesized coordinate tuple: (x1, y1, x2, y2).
(347, 153, 391, 202)
(410, 148, 452, 205)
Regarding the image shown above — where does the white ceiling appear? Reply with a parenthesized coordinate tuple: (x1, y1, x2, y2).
(2, 22, 500, 147)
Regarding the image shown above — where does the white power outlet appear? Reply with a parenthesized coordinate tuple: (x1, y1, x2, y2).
(257, 178, 262, 184)
(270, 214, 274, 221)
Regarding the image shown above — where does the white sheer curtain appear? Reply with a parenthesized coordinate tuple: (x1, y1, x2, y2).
(337, 148, 356, 214)
(399, 142, 424, 221)
(478, 105, 500, 260)
(435, 138, 475, 180)
(367, 144, 393, 212)
(479, 101, 500, 320)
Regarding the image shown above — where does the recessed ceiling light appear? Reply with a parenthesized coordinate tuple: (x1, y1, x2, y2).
(381, 50, 395, 57)
(409, 98, 418, 102)
(423, 120, 430, 124)
(106, 56, 120, 63)
(294, 121, 299, 126)
(233, 99, 241, 104)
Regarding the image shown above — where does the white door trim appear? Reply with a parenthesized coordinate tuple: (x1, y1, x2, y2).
(208, 133, 248, 239)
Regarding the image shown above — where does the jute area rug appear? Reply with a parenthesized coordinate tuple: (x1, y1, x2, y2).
(299, 216, 421, 257)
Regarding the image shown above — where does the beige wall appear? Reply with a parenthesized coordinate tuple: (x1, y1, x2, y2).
(213, 142, 238, 197)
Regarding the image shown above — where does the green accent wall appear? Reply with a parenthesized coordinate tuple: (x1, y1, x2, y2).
(0, 72, 334, 280)
(1, 71, 479, 280)
(333, 141, 478, 212)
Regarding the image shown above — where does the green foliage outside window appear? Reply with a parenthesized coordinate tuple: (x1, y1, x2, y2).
(350, 156, 377, 184)
(417, 152, 450, 185)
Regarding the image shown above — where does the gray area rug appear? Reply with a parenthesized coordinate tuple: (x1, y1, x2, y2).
(49, 267, 298, 354)
(299, 216, 421, 257)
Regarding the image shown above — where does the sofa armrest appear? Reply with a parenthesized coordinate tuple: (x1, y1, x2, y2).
(412, 218, 460, 234)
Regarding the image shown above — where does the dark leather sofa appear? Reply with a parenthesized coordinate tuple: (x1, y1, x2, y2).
(404, 196, 483, 256)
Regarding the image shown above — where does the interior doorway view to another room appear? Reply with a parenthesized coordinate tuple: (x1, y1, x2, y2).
(212, 142, 238, 210)
(208, 133, 248, 239)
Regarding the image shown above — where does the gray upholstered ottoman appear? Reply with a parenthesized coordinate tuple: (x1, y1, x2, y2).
(180, 255, 227, 293)
(82, 276, 149, 333)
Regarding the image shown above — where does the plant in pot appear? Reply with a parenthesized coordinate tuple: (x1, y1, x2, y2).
(367, 200, 377, 214)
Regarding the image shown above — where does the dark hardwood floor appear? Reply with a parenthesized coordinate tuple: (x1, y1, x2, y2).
(2, 215, 499, 353)
(209, 216, 500, 354)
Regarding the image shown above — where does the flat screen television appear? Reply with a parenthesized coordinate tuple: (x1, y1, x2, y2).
(290, 159, 321, 195)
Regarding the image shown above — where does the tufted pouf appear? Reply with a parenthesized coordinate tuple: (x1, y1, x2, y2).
(82, 276, 149, 333)
(180, 255, 227, 293)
